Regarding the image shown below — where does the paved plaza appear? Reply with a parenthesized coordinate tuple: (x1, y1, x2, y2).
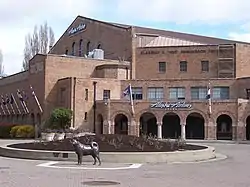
(0, 141, 250, 187)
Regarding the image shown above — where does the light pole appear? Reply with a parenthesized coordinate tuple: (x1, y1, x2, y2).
(93, 81, 97, 133)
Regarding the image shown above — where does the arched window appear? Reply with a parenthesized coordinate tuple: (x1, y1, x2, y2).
(86, 41, 90, 54)
(97, 44, 102, 49)
(71, 42, 75, 56)
(79, 39, 83, 56)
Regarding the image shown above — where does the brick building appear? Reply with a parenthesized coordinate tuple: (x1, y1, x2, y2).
(1, 15, 250, 141)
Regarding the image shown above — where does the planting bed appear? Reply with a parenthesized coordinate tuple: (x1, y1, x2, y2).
(8, 134, 206, 152)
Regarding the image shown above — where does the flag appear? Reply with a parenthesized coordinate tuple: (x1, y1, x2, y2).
(10, 94, 14, 104)
(206, 82, 212, 116)
(1, 95, 10, 114)
(22, 91, 28, 100)
(1, 95, 6, 105)
(16, 89, 29, 114)
(123, 85, 132, 98)
(123, 84, 135, 115)
(5, 94, 10, 104)
(6, 94, 15, 114)
(17, 89, 23, 101)
(0, 96, 5, 115)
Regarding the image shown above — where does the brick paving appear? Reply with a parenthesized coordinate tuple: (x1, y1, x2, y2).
(0, 142, 250, 187)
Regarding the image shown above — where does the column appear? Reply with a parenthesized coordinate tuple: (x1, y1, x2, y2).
(232, 123, 237, 140)
(181, 124, 186, 140)
(111, 121, 115, 134)
(103, 120, 109, 134)
(206, 121, 216, 140)
(237, 121, 246, 141)
(157, 122, 162, 139)
(129, 119, 137, 136)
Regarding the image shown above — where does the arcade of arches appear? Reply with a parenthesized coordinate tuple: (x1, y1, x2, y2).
(96, 111, 250, 140)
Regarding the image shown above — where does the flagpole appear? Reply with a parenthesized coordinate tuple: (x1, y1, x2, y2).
(30, 85, 43, 113)
(129, 84, 135, 116)
(22, 92, 29, 114)
(11, 93, 21, 114)
(208, 81, 212, 117)
(108, 98, 111, 134)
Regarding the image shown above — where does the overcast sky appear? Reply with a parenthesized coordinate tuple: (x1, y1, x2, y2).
(1, 0, 250, 75)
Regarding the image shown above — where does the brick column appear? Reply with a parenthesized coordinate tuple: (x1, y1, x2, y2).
(111, 121, 115, 134)
(129, 118, 138, 136)
(236, 121, 246, 141)
(232, 123, 237, 140)
(206, 121, 216, 140)
(103, 120, 109, 134)
(157, 122, 162, 139)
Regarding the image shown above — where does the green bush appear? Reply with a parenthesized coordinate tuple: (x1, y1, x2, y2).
(10, 126, 20, 138)
(50, 108, 73, 130)
(15, 125, 35, 138)
(0, 124, 16, 138)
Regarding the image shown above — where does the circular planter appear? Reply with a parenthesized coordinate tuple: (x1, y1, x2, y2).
(0, 142, 216, 163)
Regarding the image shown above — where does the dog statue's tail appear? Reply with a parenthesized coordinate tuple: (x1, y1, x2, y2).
(91, 141, 99, 150)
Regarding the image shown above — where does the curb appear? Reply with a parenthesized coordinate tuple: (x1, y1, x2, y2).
(185, 140, 250, 145)
(0, 142, 216, 163)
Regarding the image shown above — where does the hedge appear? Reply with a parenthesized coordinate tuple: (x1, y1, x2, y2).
(0, 124, 35, 139)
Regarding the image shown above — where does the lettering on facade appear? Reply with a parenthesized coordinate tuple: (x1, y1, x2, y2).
(140, 48, 217, 55)
(68, 23, 87, 35)
(150, 101, 192, 110)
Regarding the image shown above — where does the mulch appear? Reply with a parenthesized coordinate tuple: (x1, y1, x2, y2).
(8, 134, 206, 152)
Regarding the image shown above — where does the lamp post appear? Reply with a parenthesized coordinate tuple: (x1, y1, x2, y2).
(104, 98, 111, 134)
(93, 81, 97, 133)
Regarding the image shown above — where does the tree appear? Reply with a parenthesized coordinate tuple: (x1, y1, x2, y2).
(22, 22, 55, 71)
(0, 49, 4, 76)
(49, 108, 73, 130)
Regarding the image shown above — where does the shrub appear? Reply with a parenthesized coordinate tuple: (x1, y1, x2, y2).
(49, 108, 73, 130)
(0, 124, 16, 138)
(15, 125, 35, 138)
(10, 126, 20, 138)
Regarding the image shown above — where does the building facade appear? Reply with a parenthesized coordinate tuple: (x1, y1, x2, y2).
(1, 16, 250, 141)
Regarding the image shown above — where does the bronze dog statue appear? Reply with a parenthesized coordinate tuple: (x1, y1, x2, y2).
(70, 138, 101, 166)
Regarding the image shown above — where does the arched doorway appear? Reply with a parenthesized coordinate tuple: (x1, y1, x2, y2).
(216, 114, 232, 140)
(186, 112, 205, 139)
(162, 112, 181, 139)
(139, 112, 157, 137)
(97, 114, 104, 134)
(114, 114, 128, 135)
(246, 116, 250, 140)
